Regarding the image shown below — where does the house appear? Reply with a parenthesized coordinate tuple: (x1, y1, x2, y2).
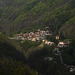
(32, 37, 36, 41)
(49, 42, 55, 46)
(44, 40, 48, 44)
(42, 40, 45, 42)
(36, 37, 40, 41)
(28, 36, 32, 40)
(20, 32, 23, 35)
(47, 41, 51, 45)
(69, 66, 75, 72)
(58, 41, 71, 48)
(56, 35, 60, 40)
(45, 30, 50, 35)
(38, 29, 41, 32)
(44, 40, 54, 46)
(54, 47, 59, 51)
(21, 37, 25, 40)
(58, 41, 64, 47)
(63, 41, 71, 47)
(40, 36, 45, 40)
(44, 57, 53, 61)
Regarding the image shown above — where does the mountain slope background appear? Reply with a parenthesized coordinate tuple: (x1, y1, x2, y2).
(0, 0, 75, 38)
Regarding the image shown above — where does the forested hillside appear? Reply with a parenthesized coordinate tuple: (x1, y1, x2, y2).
(0, 0, 75, 38)
(0, 0, 75, 74)
(0, 33, 38, 75)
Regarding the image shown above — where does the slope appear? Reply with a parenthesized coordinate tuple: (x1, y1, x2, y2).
(0, 33, 37, 75)
(0, 0, 75, 38)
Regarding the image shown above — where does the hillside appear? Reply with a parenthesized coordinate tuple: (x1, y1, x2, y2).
(16, 39, 75, 75)
(0, 0, 75, 38)
(0, 33, 75, 75)
(0, 33, 38, 75)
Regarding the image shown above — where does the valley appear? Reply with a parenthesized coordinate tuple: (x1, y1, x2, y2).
(0, 0, 75, 75)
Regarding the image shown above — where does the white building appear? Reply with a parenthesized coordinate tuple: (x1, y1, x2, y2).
(58, 41, 71, 48)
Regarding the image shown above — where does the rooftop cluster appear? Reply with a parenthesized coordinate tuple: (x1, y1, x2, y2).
(13, 29, 52, 41)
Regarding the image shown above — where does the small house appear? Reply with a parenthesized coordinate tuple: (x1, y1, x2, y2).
(56, 35, 60, 40)
(54, 47, 59, 51)
(69, 66, 75, 72)
(32, 37, 36, 41)
(44, 57, 53, 61)
(49, 42, 55, 46)
(45, 40, 48, 44)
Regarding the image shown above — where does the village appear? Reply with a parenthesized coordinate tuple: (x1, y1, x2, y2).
(10, 29, 51, 41)
(9, 29, 72, 50)
(9, 29, 75, 72)
(9, 29, 71, 49)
